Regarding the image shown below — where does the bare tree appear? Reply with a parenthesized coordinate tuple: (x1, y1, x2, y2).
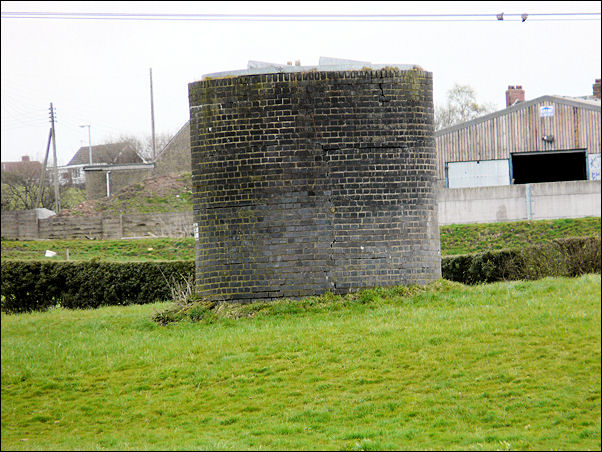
(105, 132, 174, 162)
(435, 84, 496, 131)
(1, 166, 53, 211)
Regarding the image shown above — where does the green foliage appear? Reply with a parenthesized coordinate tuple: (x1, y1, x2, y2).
(3, 235, 599, 314)
(442, 236, 601, 284)
(1, 260, 194, 313)
(58, 187, 87, 210)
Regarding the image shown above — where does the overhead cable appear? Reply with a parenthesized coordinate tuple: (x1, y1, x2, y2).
(1, 11, 600, 22)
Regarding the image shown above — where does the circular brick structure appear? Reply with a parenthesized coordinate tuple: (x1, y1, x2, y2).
(188, 64, 441, 302)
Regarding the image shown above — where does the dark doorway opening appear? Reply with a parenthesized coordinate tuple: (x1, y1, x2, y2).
(511, 150, 587, 184)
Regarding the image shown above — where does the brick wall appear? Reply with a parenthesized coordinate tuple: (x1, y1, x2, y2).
(188, 68, 441, 303)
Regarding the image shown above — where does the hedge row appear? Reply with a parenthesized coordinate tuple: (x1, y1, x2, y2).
(2, 236, 599, 313)
(442, 236, 601, 284)
(1, 260, 194, 313)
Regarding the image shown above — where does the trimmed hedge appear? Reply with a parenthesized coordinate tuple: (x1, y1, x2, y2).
(2, 236, 599, 313)
(1, 260, 194, 313)
(442, 236, 601, 284)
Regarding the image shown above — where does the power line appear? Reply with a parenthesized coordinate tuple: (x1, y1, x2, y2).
(1, 11, 600, 22)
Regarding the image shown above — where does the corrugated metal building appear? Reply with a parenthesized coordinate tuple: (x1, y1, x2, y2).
(436, 81, 601, 188)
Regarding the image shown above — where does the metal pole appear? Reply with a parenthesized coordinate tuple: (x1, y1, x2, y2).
(106, 170, 111, 197)
(149, 67, 156, 161)
(80, 124, 92, 164)
(49, 103, 61, 214)
(88, 126, 92, 164)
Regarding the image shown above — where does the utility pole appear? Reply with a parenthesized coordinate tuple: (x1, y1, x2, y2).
(79, 124, 92, 164)
(49, 103, 61, 214)
(149, 67, 156, 161)
(35, 128, 53, 208)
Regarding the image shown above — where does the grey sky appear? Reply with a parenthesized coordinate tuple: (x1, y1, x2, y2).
(1, 1, 600, 166)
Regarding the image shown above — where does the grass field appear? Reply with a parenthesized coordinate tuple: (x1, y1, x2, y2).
(1, 216, 600, 262)
(440, 217, 601, 256)
(2, 275, 600, 451)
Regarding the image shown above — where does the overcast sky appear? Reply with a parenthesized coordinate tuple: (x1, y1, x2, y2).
(1, 1, 601, 166)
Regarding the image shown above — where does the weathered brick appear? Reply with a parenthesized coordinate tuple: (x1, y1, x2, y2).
(188, 68, 441, 302)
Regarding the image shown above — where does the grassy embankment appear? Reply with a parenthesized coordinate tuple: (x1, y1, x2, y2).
(1, 216, 600, 261)
(2, 275, 600, 450)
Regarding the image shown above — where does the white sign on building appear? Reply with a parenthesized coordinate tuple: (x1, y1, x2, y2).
(540, 105, 554, 117)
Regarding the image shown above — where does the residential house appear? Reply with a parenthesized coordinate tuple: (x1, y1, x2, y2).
(58, 142, 143, 187)
(1, 155, 43, 180)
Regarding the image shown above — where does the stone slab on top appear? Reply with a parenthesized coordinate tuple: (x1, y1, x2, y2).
(202, 57, 417, 80)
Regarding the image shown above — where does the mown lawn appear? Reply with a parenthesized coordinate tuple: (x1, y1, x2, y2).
(1, 216, 600, 262)
(2, 275, 600, 451)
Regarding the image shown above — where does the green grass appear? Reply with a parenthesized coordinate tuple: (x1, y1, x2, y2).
(2, 217, 600, 262)
(0, 237, 195, 262)
(441, 217, 601, 256)
(2, 275, 600, 450)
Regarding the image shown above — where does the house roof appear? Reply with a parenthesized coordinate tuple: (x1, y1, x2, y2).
(1, 159, 42, 175)
(436, 95, 601, 137)
(67, 142, 143, 166)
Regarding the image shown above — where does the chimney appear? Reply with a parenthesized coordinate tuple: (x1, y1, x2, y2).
(594, 79, 601, 99)
(506, 85, 525, 107)
(21, 155, 30, 162)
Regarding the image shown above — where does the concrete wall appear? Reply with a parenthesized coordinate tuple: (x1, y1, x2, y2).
(438, 180, 601, 225)
(1, 211, 193, 240)
(1, 210, 39, 240)
(153, 122, 191, 177)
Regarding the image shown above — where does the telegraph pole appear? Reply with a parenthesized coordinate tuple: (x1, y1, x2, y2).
(149, 67, 156, 161)
(49, 103, 61, 214)
(35, 128, 53, 208)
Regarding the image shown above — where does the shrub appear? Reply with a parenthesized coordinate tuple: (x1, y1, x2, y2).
(1, 260, 194, 313)
(3, 237, 599, 314)
(442, 236, 601, 284)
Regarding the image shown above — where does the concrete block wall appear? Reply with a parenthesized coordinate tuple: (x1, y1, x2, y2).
(38, 216, 104, 239)
(1, 211, 193, 240)
(1, 210, 37, 240)
(189, 68, 441, 303)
